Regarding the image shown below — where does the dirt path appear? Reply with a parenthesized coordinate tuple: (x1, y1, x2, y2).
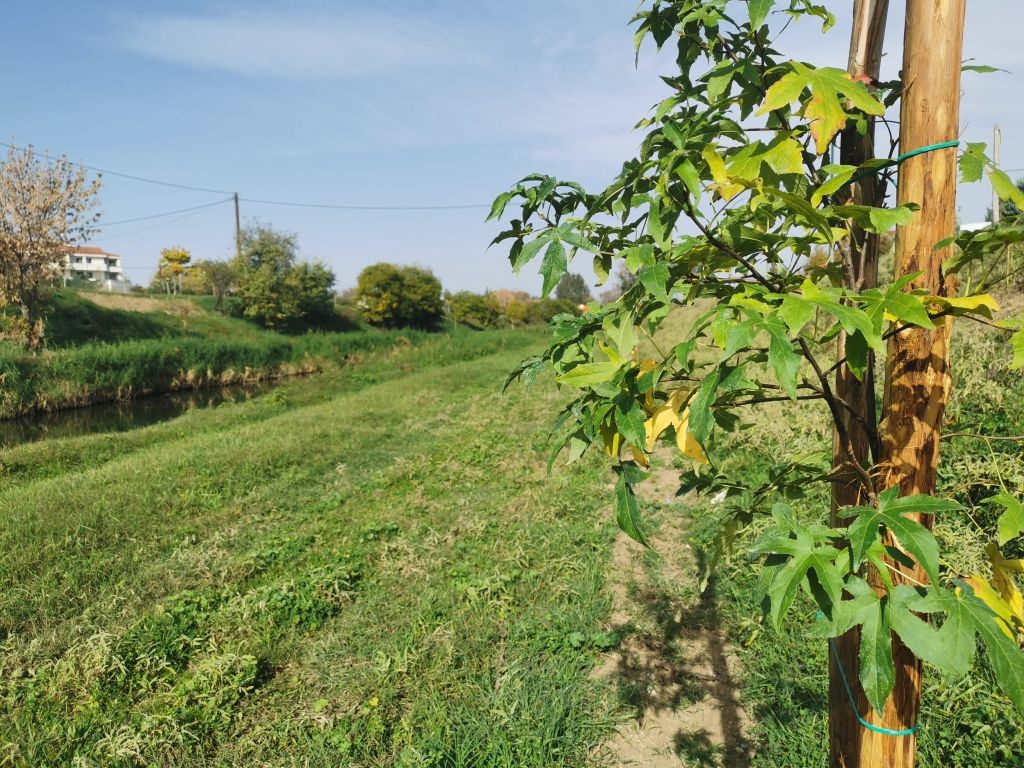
(593, 451, 753, 767)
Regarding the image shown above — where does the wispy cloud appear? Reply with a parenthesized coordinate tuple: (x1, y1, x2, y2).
(117, 10, 465, 80)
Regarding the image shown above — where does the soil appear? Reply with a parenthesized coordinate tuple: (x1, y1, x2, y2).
(593, 450, 753, 767)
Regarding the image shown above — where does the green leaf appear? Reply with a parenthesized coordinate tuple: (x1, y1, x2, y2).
(811, 164, 857, 207)
(559, 226, 600, 254)
(762, 315, 801, 399)
(958, 584, 1024, 713)
(857, 591, 895, 713)
(603, 314, 637, 357)
(867, 205, 914, 234)
(487, 191, 515, 221)
(511, 233, 550, 273)
(916, 583, 1024, 711)
(962, 63, 1008, 74)
(990, 168, 1024, 211)
(705, 60, 735, 103)
(675, 159, 702, 202)
(800, 280, 880, 348)
(647, 201, 669, 248)
(749, 0, 774, 28)
(757, 63, 884, 154)
(1010, 328, 1024, 371)
(540, 239, 567, 297)
(844, 331, 869, 381)
(889, 585, 973, 677)
(959, 142, 988, 183)
(878, 286, 934, 329)
(750, 512, 845, 629)
(778, 295, 815, 335)
(639, 262, 671, 302)
(614, 473, 649, 546)
(688, 368, 722, 446)
(841, 487, 958, 585)
(615, 396, 647, 450)
(554, 362, 621, 387)
(985, 493, 1024, 546)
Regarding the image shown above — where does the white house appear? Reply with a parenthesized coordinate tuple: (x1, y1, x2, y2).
(61, 246, 130, 291)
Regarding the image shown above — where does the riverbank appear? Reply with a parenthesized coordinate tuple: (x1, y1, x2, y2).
(0, 290, 429, 418)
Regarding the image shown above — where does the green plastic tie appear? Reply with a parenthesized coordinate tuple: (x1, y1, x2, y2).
(817, 611, 920, 737)
(846, 140, 960, 187)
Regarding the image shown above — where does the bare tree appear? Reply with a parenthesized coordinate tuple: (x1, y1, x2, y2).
(0, 144, 101, 348)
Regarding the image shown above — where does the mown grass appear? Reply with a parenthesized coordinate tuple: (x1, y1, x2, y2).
(0, 329, 623, 767)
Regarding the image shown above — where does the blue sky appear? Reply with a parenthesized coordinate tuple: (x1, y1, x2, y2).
(3, 1, 1021, 294)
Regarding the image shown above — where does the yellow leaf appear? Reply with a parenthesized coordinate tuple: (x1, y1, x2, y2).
(637, 358, 659, 374)
(966, 574, 1017, 639)
(645, 404, 678, 450)
(630, 445, 650, 467)
(993, 566, 1024, 624)
(701, 146, 745, 201)
(600, 422, 620, 458)
(988, 541, 1024, 573)
(928, 294, 1001, 320)
(676, 409, 708, 464)
(599, 341, 626, 366)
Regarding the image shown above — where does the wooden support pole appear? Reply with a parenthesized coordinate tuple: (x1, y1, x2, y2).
(830, 2, 889, 765)
(838, 2, 965, 766)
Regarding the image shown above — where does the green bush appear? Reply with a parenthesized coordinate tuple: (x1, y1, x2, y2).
(355, 263, 444, 329)
(526, 298, 578, 325)
(449, 291, 504, 329)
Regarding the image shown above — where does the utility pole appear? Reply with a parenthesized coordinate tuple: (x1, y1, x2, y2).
(233, 192, 242, 259)
(830, 1, 889, 765)
(848, 2, 966, 766)
(992, 125, 1002, 224)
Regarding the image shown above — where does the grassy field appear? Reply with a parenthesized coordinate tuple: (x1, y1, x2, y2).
(0, 328, 626, 767)
(2, 290, 1021, 767)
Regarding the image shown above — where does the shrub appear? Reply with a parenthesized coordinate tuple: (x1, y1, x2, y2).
(525, 298, 577, 325)
(448, 291, 503, 329)
(355, 263, 444, 329)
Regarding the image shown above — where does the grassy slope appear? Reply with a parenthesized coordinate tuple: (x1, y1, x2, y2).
(0, 291, 433, 417)
(0, 329, 622, 767)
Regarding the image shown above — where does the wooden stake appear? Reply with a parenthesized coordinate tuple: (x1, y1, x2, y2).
(852, 1, 965, 766)
(830, 2, 889, 765)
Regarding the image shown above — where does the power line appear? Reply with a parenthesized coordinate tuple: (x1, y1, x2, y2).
(1, 138, 488, 211)
(0, 140, 234, 195)
(98, 197, 235, 227)
(239, 196, 488, 211)
(92, 205, 226, 243)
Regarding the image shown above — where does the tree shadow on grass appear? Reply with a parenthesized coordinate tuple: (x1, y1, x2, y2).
(604, 548, 754, 768)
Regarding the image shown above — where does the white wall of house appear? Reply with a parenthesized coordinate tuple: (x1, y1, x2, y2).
(62, 248, 130, 291)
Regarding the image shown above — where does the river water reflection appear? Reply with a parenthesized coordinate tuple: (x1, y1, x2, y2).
(0, 381, 278, 449)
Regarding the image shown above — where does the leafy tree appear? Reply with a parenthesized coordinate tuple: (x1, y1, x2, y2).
(555, 272, 592, 304)
(185, 259, 236, 310)
(355, 263, 444, 329)
(492, 1, 1024, 764)
(232, 223, 334, 328)
(449, 291, 503, 329)
(0, 144, 100, 348)
(289, 261, 335, 322)
(504, 298, 531, 327)
(155, 246, 191, 294)
(525, 297, 577, 325)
